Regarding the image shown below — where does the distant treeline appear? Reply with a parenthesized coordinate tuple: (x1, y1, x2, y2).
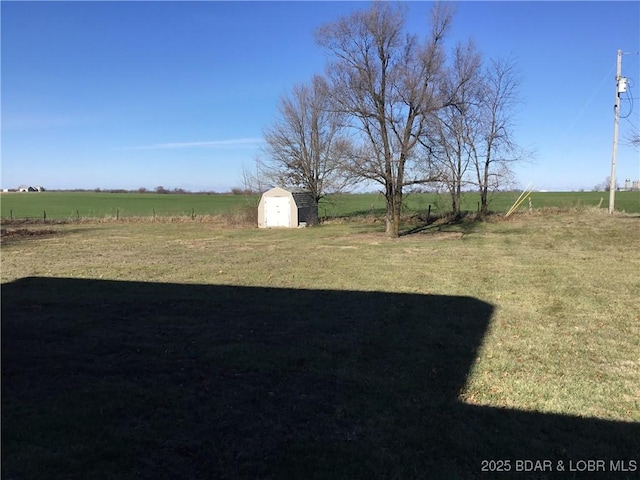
(43, 187, 258, 195)
(43, 186, 534, 196)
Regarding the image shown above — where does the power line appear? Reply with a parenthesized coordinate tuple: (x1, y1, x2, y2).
(620, 78, 635, 119)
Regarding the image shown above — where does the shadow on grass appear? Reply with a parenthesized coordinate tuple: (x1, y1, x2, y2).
(2, 278, 638, 479)
(400, 213, 485, 237)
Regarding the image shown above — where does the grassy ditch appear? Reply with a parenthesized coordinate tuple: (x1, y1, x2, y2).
(2, 209, 639, 479)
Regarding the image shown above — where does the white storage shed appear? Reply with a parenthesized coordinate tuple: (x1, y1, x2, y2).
(258, 187, 318, 228)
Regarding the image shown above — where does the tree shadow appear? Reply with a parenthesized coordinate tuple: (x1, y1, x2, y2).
(400, 213, 485, 237)
(2, 278, 638, 479)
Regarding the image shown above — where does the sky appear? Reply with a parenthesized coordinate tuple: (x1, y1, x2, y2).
(1, 1, 639, 192)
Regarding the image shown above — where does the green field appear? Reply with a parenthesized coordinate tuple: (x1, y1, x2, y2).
(321, 190, 640, 217)
(1, 210, 639, 478)
(1, 190, 639, 220)
(0, 192, 261, 220)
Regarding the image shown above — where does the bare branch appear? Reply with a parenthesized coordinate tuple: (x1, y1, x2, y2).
(261, 75, 356, 204)
(317, 2, 451, 236)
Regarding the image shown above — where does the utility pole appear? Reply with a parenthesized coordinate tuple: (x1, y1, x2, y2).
(609, 50, 624, 214)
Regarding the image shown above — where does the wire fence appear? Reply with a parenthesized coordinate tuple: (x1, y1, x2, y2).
(2, 206, 260, 226)
(3, 208, 195, 222)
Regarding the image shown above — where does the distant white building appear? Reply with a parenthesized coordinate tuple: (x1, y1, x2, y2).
(17, 185, 45, 192)
(623, 179, 640, 191)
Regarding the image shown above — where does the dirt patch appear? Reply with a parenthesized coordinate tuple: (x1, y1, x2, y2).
(417, 231, 465, 240)
(0, 228, 58, 240)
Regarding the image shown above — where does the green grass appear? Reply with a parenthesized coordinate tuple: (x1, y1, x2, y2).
(2, 210, 639, 478)
(0, 192, 260, 220)
(2, 190, 639, 220)
(320, 191, 640, 217)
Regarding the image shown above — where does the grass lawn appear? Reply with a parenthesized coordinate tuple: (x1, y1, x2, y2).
(2, 209, 639, 478)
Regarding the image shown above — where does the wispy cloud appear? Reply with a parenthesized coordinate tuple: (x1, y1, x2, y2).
(128, 138, 264, 150)
(1, 113, 101, 130)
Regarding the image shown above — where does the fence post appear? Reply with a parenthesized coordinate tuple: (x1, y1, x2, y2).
(77, 210, 80, 220)
(427, 205, 431, 224)
(153, 208, 156, 221)
(117, 208, 119, 220)
(44, 210, 47, 222)
(10, 209, 13, 220)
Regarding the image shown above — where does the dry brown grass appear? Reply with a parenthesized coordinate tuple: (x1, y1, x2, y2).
(2, 208, 638, 479)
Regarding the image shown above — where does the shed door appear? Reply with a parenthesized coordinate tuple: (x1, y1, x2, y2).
(264, 196, 291, 227)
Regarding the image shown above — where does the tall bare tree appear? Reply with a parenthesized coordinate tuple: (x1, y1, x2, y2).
(469, 56, 524, 215)
(316, 2, 454, 237)
(260, 74, 353, 206)
(428, 41, 483, 216)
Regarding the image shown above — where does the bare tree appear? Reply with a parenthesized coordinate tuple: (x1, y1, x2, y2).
(428, 40, 483, 217)
(241, 159, 270, 195)
(468, 56, 525, 215)
(625, 131, 640, 148)
(260, 75, 354, 205)
(316, 2, 454, 237)
(595, 175, 619, 192)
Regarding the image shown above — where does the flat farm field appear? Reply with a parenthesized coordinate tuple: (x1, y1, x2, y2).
(0, 192, 260, 220)
(1, 190, 639, 220)
(1, 209, 639, 479)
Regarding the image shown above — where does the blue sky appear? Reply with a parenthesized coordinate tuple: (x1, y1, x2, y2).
(2, 1, 639, 192)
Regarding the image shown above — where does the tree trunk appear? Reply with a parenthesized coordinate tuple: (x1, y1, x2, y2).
(479, 188, 488, 215)
(450, 188, 459, 217)
(385, 186, 402, 238)
(479, 149, 491, 215)
(385, 196, 400, 236)
(385, 197, 395, 238)
(392, 199, 401, 237)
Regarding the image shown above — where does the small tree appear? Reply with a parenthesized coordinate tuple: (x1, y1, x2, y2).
(597, 176, 619, 192)
(241, 159, 270, 195)
(468, 56, 525, 215)
(428, 40, 483, 217)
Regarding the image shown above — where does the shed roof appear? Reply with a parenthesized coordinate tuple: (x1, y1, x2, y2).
(266, 186, 310, 194)
(291, 191, 315, 207)
(264, 186, 315, 201)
